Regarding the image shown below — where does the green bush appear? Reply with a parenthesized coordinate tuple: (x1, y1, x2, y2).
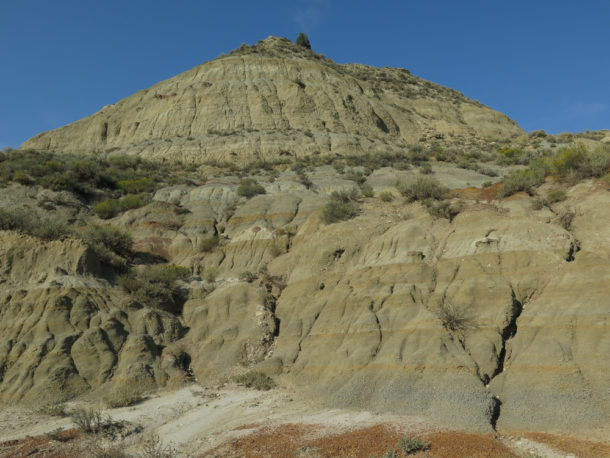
(360, 183, 374, 197)
(321, 190, 360, 224)
(119, 264, 190, 313)
(498, 168, 545, 197)
(232, 371, 277, 390)
(117, 177, 155, 193)
(119, 193, 150, 211)
(199, 235, 219, 252)
(588, 145, 610, 177)
(93, 199, 120, 219)
(81, 225, 133, 272)
(0, 208, 70, 241)
(419, 162, 433, 174)
(545, 189, 567, 204)
(426, 200, 462, 221)
(12, 169, 32, 184)
(34, 220, 71, 241)
(379, 191, 394, 202)
(237, 178, 266, 198)
(81, 225, 133, 258)
(344, 169, 368, 185)
(496, 146, 528, 165)
(397, 176, 449, 202)
(397, 436, 430, 454)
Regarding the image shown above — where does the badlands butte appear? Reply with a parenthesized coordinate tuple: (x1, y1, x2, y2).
(1, 36, 610, 453)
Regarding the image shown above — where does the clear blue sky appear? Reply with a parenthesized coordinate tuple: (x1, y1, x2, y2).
(2, 0, 610, 149)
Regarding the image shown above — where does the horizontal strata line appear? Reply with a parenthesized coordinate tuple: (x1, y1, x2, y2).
(290, 364, 480, 373)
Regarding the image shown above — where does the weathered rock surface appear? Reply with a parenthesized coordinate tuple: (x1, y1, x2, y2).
(0, 168, 608, 437)
(0, 233, 188, 403)
(22, 37, 522, 163)
(3, 36, 608, 438)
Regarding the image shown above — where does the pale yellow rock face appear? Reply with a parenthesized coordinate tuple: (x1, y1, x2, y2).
(252, 188, 608, 433)
(0, 177, 608, 435)
(22, 37, 522, 163)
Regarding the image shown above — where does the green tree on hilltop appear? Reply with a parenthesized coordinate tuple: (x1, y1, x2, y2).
(296, 32, 311, 49)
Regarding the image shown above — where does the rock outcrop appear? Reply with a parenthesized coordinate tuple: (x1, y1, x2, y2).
(22, 37, 522, 163)
(2, 159, 607, 436)
(3, 37, 608, 439)
(0, 232, 188, 403)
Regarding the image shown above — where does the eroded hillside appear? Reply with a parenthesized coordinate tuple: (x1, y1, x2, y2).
(1, 37, 609, 453)
(1, 138, 609, 440)
(22, 37, 522, 163)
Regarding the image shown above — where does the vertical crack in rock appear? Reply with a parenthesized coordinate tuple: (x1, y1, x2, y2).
(287, 198, 302, 227)
(261, 270, 285, 344)
(490, 288, 524, 380)
(565, 238, 580, 262)
(485, 287, 524, 430)
(368, 301, 383, 358)
(292, 306, 323, 364)
(490, 396, 502, 430)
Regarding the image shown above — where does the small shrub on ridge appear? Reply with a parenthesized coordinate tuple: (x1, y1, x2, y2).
(237, 178, 266, 198)
(232, 371, 277, 390)
(321, 190, 360, 224)
(397, 176, 449, 202)
(398, 436, 430, 454)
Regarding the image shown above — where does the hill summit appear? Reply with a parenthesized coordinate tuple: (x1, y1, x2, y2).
(23, 36, 522, 163)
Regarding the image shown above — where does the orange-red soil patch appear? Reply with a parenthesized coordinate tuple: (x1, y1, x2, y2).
(520, 432, 610, 458)
(202, 423, 520, 458)
(453, 182, 502, 203)
(0, 428, 80, 458)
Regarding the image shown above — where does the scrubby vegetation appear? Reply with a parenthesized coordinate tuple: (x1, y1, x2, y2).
(81, 225, 133, 271)
(379, 190, 394, 202)
(103, 384, 145, 408)
(71, 407, 110, 434)
(427, 199, 463, 221)
(232, 370, 277, 390)
(0, 208, 70, 240)
(499, 143, 610, 197)
(397, 176, 449, 202)
(545, 189, 567, 204)
(94, 193, 152, 219)
(0, 149, 174, 218)
(237, 178, 266, 198)
(321, 190, 360, 224)
(119, 264, 190, 313)
(0, 149, 168, 195)
(438, 301, 475, 336)
(199, 235, 220, 252)
(398, 436, 431, 454)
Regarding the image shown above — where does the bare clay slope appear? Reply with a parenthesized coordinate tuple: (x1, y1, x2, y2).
(22, 37, 522, 163)
(0, 166, 608, 437)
